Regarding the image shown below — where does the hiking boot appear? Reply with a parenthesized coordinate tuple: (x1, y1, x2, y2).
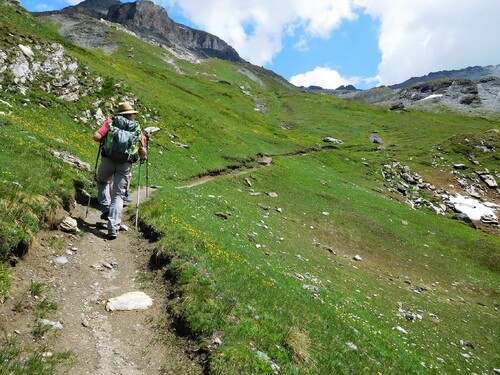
(100, 211, 109, 220)
(123, 193, 133, 203)
(107, 229, 118, 239)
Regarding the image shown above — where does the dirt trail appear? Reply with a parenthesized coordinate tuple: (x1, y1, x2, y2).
(0, 189, 203, 374)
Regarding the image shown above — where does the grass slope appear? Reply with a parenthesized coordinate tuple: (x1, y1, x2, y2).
(1, 2, 499, 373)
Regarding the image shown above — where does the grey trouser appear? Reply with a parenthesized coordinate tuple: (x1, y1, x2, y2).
(97, 156, 132, 231)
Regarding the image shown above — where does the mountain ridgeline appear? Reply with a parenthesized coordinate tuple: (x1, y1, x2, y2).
(34, 0, 500, 117)
(304, 64, 500, 116)
(36, 0, 243, 62)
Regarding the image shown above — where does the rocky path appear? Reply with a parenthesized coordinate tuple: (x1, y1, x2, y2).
(0, 189, 202, 374)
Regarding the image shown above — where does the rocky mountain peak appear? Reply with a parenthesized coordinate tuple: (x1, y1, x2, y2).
(35, 0, 243, 63)
(105, 0, 242, 62)
(106, 0, 175, 34)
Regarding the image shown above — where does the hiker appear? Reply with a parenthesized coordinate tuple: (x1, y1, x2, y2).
(93, 102, 147, 239)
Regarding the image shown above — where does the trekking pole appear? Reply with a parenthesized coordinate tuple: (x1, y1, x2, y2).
(85, 143, 103, 218)
(146, 133, 150, 198)
(135, 159, 144, 229)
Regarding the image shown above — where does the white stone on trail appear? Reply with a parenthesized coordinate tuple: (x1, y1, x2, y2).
(105, 291, 153, 311)
(39, 319, 63, 330)
(353, 255, 363, 261)
(60, 216, 79, 233)
(55, 256, 69, 264)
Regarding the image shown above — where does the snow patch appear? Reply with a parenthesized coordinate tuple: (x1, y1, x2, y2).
(420, 94, 443, 101)
(449, 194, 499, 221)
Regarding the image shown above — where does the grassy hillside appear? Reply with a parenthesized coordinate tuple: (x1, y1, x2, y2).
(1, 1, 498, 373)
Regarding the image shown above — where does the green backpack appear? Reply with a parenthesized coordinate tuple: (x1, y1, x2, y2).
(103, 116, 141, 163)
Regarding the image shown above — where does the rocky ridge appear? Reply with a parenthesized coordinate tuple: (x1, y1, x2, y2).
(302, 65, 500, 118)
(35, 0, 243, 63)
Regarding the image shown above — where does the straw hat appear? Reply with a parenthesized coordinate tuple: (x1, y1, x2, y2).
(116, 102, 138, 115)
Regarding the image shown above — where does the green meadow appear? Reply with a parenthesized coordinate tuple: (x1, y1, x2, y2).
(1, 2, 498, 373)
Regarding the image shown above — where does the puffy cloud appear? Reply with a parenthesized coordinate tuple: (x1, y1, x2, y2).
(159, 0, 357, 66)
(357, 0, 500, 85)
(290, 67, 359, 89)
(151, 1, 500, 87)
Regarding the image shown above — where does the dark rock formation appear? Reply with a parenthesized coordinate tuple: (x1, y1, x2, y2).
(335, 84, 357, 91)
(390, 65, 500, 90)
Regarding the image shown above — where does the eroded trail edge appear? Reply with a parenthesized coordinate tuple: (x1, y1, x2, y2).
(1, 190, 203, 375)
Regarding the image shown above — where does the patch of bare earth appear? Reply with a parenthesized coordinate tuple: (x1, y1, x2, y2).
(0, 190, 203, 375)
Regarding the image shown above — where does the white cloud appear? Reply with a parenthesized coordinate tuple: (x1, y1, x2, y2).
(357, 0, 500, 85)
(159, 0, 357, 66)
(158, 0, 500, 88)
(290, 67, 358, 89)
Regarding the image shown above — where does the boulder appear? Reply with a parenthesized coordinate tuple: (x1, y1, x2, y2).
(60, 216, 79, 233)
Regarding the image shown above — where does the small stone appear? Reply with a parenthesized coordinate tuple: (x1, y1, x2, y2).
(303, 285, 319, 294)
(394, 326, 408, 334)
(353, 255, 362, 261)
(120, 224, 129, 231)
(266, 192, 278, 198)
(39, 319, 63, 330)
(55, 256, 69, 265)
(215, 212, 229, 220)
(323, 137, 343, 144)
(405, 313, 416, 321)
(347, 342, 358, 350)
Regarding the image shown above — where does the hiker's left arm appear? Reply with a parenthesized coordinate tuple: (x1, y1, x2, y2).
(139, 133, 147, 160)
(93, 119, 112, 142)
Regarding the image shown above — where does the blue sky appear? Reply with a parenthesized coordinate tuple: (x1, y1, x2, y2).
(19, 0, 500, 90)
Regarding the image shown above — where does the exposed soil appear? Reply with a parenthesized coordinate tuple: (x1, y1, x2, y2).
(0, 189, 203, 375)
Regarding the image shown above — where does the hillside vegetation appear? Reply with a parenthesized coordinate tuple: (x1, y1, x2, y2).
(1, 1, 499, 374)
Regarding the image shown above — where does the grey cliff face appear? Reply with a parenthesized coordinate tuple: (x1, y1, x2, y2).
(106, 1, 176, 35)
(104, 0, 243, 62)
